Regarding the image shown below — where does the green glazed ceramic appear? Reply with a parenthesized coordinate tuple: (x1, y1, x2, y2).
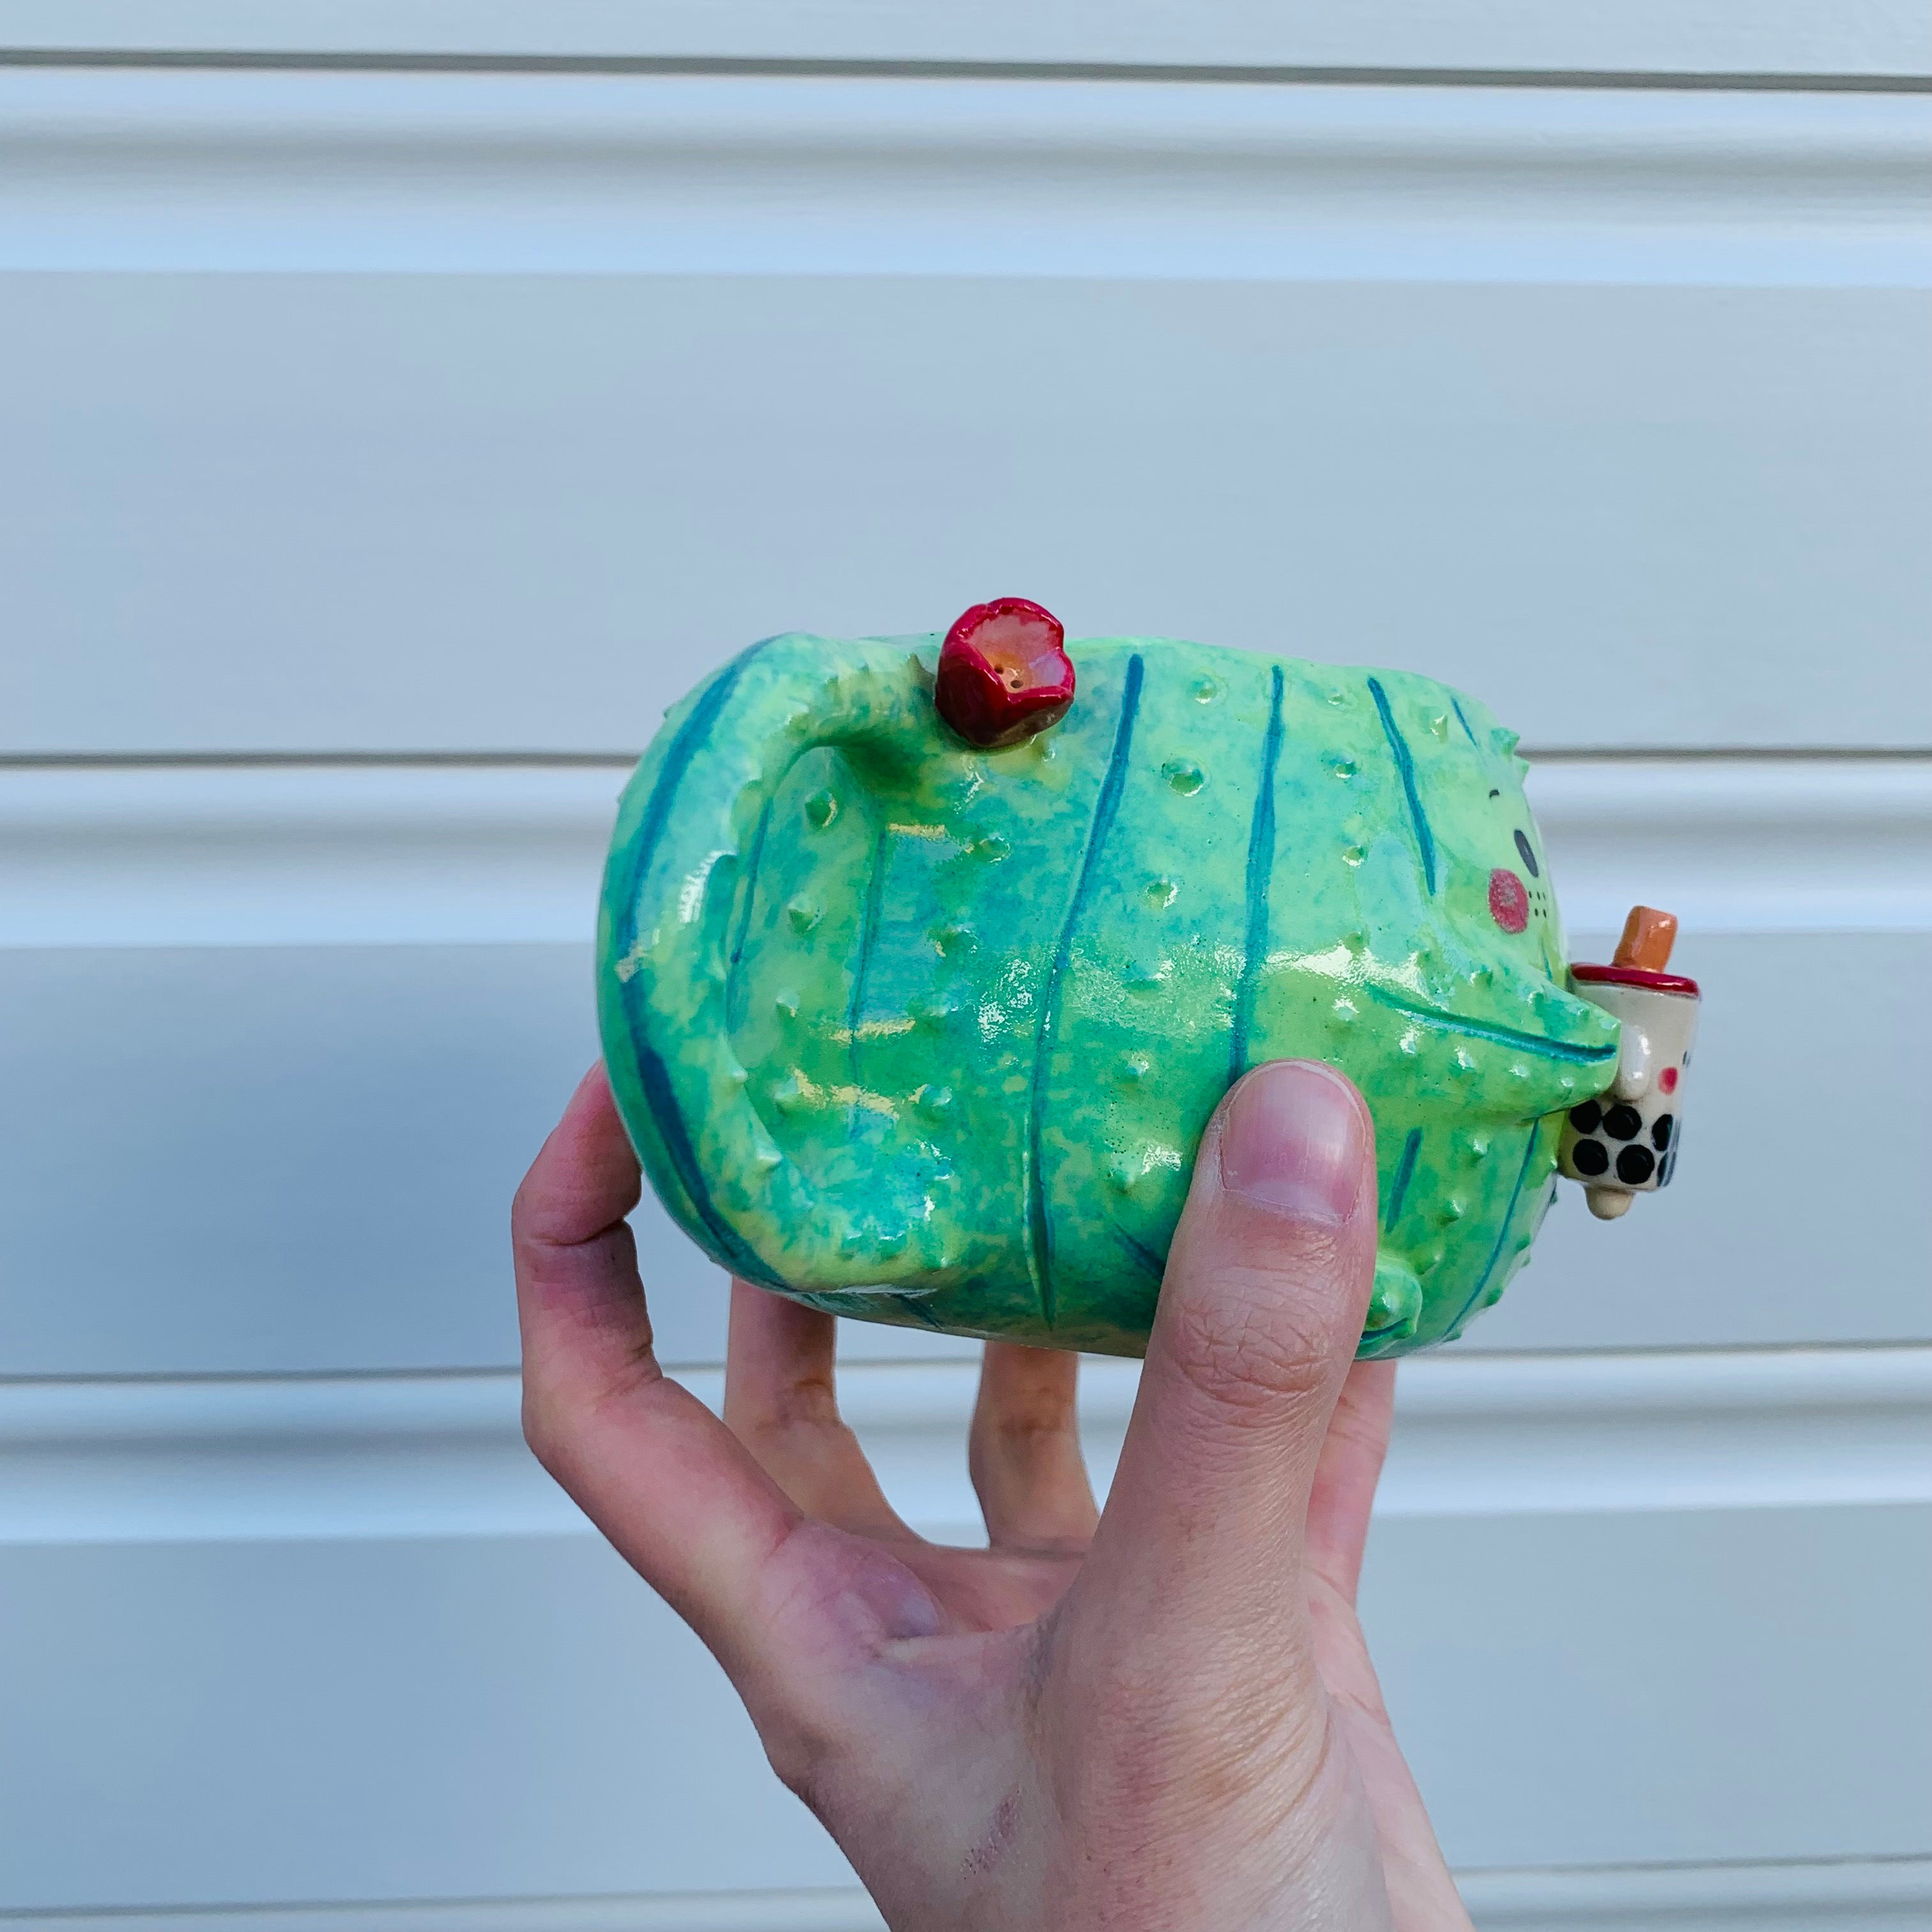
(598, 631, 1621, 1358)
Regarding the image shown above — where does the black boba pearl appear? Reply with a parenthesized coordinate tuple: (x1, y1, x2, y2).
(1616, 1144, 1656, 1185)
(1603, 1104, 1643, 1141)
(1569, 1101, 1602, 1133)
(1652, 1113, 1675, 1151)
(1572, 1138, 1609, 1177)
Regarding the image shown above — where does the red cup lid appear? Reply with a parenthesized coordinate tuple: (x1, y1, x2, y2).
(1572, 962, 1700, 997)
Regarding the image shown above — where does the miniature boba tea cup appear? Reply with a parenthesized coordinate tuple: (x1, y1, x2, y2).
(1558, 906, 1699, 1220)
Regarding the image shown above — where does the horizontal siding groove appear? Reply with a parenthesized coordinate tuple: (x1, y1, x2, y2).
(0, 751, 648, 772)
(5, 1347, 1928, 1544)
(5, 758, 1925, 949)
(5, 1859, 1930, 1930)
(0, 0, 1926, 82)
(5, 746, 1932, 771)
(6, 70, 1925, 285)
(6, 52, 1932, 94)
(1460, 1855, 1932, 1923)
(0, 1890, 889, 1932)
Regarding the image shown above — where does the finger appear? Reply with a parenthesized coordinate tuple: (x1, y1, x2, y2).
(1069, 1059, 1379, 1680)
(724, 1280, 917, 1540)
(1305, 1359, 1397, 1606)
(513, 1067, 943, 1692)
(969, 1341, 1099, 1552)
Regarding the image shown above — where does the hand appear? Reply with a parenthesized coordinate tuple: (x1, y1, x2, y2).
(514, 1058, 1472, 1931)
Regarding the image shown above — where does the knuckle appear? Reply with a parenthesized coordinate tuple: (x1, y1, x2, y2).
(979, 1390, 1078, 1449)
(760, 1718, 842, 1816)
(1160, 1255, 1341, 1416)
(519, 1382, 569, 1473)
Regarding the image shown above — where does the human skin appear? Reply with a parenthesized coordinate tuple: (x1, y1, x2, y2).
(514, 1057, 1474, 1931)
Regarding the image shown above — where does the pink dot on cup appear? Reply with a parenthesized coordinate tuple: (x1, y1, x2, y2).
(1489, 868, 1529, 933)
(1660, 1066, 1679, 1093)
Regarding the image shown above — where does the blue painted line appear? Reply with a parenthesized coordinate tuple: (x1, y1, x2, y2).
(629, 1028, 786, 1290)
(1385, 1126, 1422, 1231)
(618, 641, 771, 933)
(1451, 696, 1481, 750)
(1028, 654, 1145, 1326)
(1446, 1123, 1545, 1337)
(1230, 661, 1285, 1084)
(1368, 675, 1438, 894)
(845, 821, 892, 1135)
(1114, 1224, 1169, 1283)
(608, 639, 785, 1290)
(1363, 983, 1617, 1064)
(724, 793, 774, 1032)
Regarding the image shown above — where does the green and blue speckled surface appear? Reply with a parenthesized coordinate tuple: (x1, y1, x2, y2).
(598, 633, 1620, 1357)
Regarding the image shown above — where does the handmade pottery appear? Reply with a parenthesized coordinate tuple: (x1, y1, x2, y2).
(599, 619, 1640, 1358)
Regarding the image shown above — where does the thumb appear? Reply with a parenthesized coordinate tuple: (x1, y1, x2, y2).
(1070, 1059, 1379, 1671)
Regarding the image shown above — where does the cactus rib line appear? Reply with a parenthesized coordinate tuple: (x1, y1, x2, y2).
(1029, 654, 1146, 1328)
(608, 638, 786, 1292)
(1385, 1126, 1423, 1231)
(630, 1031, 786, 1290)
(1368, 675, 1438, 895)
(1362, 985, 1617, 1064)
(1114, 1223, 1168, 1283)
(724, 793, 776, 1032)
(1448, 1123, 1545, 1337)
(623, 639, 772, 912)
(1451, 697, 1482, 751)
(845, 820, 893, 1136)
(1230, 661, 1286, 1084)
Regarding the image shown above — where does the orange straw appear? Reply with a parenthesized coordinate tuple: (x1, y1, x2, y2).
(1613, 906, 1678, 972)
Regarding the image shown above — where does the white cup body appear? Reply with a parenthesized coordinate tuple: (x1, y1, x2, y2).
(1558, 981, 1698, 1196)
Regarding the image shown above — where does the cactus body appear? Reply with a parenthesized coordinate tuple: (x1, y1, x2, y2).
(599, 633, 1620, 1357)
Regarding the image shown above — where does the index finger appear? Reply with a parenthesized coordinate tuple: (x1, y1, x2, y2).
(512, 1064, 804, 1659)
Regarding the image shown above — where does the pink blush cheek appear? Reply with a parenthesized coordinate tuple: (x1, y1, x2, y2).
(1489, 868, 1529, 934)
(1660, 1066, 1680, 1093)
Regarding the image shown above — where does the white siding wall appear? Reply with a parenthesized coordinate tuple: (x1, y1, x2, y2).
(3, 9, 1929, 1926)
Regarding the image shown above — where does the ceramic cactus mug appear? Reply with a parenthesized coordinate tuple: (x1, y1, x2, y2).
(599, 617, 1637, 1358)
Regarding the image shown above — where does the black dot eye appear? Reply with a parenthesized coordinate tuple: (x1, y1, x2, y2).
(1513, 829, 1540, 877)
(1489, 788, 1501, 799)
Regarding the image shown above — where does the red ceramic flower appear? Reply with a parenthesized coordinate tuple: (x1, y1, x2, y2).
(933, 598, 1075, 749)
